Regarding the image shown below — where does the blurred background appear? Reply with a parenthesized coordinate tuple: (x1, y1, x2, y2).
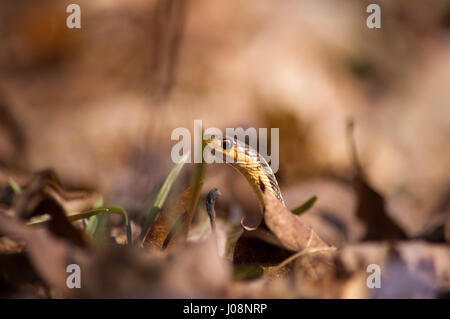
(0, 0, 449, 245)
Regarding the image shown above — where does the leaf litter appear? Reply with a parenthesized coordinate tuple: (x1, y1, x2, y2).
(0, 137, 449, 298)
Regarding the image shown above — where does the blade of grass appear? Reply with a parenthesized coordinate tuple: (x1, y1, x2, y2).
(26, 205, 132, 245)
(72, 206, 131, 245)
(27, 215, 51, 225)
(8, 177, 22, 195)
(85, 196, 108, 245)
(139, 151, 190, 243)
(291, 195, 317, 215)
(85, 212, 109, 245)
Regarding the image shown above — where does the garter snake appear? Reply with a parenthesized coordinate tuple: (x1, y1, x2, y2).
(204, 136, 285, 210)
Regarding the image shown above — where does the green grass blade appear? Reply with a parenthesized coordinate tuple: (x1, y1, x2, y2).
(139, 151, 190, 243)
(8, 177, 22, 195)
(291, 195, 317, 215)
(86, 213, 109, 245)
(85, 196, 107, 244)
(74, 206, 131, 245)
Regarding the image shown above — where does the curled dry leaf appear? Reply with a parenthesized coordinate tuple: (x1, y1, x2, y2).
(12, 170, 101, 247)
(232, 189, 331, 271)
(263, 191, 329, 251)
(143, 186, 193, 250)
(15, 170, 100, 218)
(233, 227, 293, 266)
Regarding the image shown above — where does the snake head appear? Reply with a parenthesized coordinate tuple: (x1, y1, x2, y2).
(204, 135, 285, 214)
(204, 136, 250, 163)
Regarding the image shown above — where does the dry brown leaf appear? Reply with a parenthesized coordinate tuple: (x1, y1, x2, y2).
(232, 190, 331, 269)
(233, 227, 292, 266)
(0, 213, 89, 297)
(143, 186, 193, 250)
(12, 170, 102, 247)
(15, 170, 100, 218)
(263, 191, 329, 251)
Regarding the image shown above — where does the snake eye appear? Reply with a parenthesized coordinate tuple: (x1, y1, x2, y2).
(222, 139, 232, 150)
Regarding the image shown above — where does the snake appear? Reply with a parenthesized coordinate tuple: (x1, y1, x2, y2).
(204, 136, 285, 210)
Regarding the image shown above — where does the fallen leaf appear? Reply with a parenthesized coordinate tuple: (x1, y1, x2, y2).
(233, 226, 292, 267)
(12, 170, 97, 247)
(0, 213, 89, 297)
(263, 191, 329, 251)
(143, 186, 193, 250)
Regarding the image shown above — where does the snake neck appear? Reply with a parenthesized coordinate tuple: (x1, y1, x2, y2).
(230, 160, 285, 209)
